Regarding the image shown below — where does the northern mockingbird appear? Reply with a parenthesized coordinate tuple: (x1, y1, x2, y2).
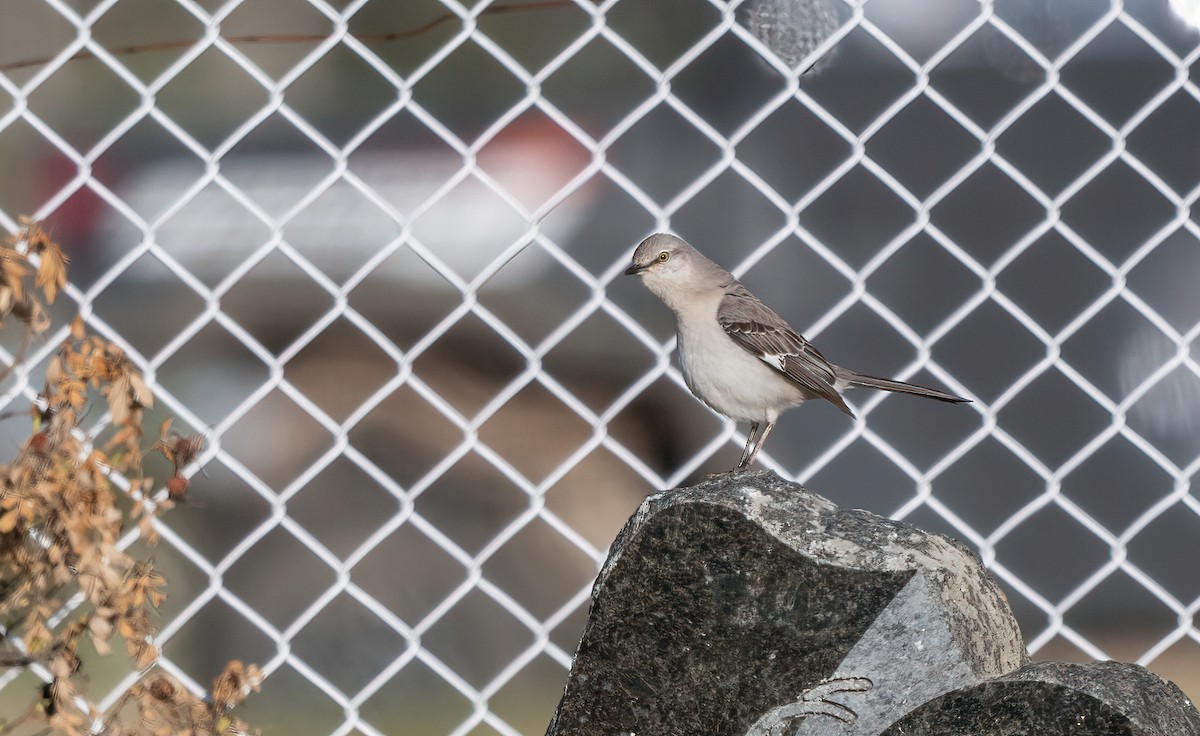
(625, 233, 969, 473)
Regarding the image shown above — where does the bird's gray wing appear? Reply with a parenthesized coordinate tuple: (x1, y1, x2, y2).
(717, 287, 853, 416)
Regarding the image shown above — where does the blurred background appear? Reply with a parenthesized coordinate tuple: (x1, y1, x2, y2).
(1, 0, 1199, 733)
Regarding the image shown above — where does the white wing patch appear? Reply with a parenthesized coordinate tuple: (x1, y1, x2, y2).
(760, 353, 788, 372)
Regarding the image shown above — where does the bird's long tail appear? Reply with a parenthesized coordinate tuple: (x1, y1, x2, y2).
(838, 370, 970, 404)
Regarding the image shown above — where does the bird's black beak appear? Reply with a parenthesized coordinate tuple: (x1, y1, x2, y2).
(624, 262, 647, 276)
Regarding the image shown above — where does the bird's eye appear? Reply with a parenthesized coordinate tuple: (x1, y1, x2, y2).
(658, 251, 670, 262)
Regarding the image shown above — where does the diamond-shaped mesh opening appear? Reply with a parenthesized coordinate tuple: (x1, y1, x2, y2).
(1126, 367, 1200, 468)
(675, 170, 788, 250)
(1061, 160, 1176, 265)
(995, 93, 1112, 196)
(543, 309, 659, 413)
(225, 527, 338, 629)
(806, 437, 917, 513)
(90, 253, 207, 357)
(221, 388, 336, 490)
(91, 0, 203, 81)
(1061, 299, 1175, 402)
(348, 382, 464, 488)
(287, 45, 398, 148)
(345, 2, 459, 79)
(1127, 228, 1200, 334)
(24, 59, 141, 154)
(736, 97, 853, 202)
(283, 178, 403, 284)
(931, 162, 1046, 264)
(476, 244, 591, 349)
(413, 453, 530, 555)
(1061, 436, 1175, 534)
(609, 103, 724, 203)
(220, 249, 337, 353)
(352, 522, 469, 626)
(220, 115, 337, 217)
(801, 164, 917, 268)
(609, 374, 727, 478)
(410, 39, 527, 144)
(156, 321, 273, 426)
(477, 111, 592, 213)
(1127, 505, 1200, 603)
(0, 119, 81, 218)
(482, 517, 598, 620)
(868, 232, 982, 333)
(291, 593, 410, 695)
(1065, 570, 1179, 652)
(156, 47, 272, 151)
(673, 34, 787, 137)
(422, 588, 536, 691)
(220, 0, 333, 79)
(800, 25, 916, 133)
(931, 22, 1045, 128)
(157, 182, 275, 288)
(477, 0, 591, 72)
(932, 437, 1046, 535)
(543, 183, 653, 278)
(1, 1, 78, 84)
(544, 447, 650, 549)
(285, 316, 397, 423)
(542, 36, 657, 140)
(288, 457, 401, 559)
(607, 0, 723, 70)
(1126, 89, 1200, 196)
(93, 125, 207, 222)
(348, 244, 463, 352)
(359, 659, 474, 735)
(410, 177, 530, 284)
(868, 377, 981, 468)
(166, 598, 277, 686)
(938, 300, 1045, 401)
(994, 502, 1113, 602)
(347, 108, 463, 215)
(867, 95, 981, 200)
(997, 368, 1113, 468)
(411, 313, 528, 418)
(1060, 21, 1177, 127)
(996, 229, 1112, 334)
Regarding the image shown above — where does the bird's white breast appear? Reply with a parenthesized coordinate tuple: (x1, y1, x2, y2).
(674, 301, 808, 423)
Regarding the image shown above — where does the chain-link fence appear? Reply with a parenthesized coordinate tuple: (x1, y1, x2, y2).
(1, 0, 1199, 733)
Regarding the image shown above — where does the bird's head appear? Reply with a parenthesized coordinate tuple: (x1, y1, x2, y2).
(624, 233, 723, 309)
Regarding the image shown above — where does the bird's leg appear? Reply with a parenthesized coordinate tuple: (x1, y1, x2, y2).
(712, 423, 760, 477)
(738, 419, 776, 470)
(737, 422, 760, 468)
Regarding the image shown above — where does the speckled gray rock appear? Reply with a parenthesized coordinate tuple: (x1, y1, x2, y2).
(545, 471, 1028, 735)
(883, 661, 1200, 735)
(546, 471, 1200, 735)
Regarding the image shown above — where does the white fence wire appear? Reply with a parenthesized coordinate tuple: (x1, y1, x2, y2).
(1, 0, 1199, 733)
